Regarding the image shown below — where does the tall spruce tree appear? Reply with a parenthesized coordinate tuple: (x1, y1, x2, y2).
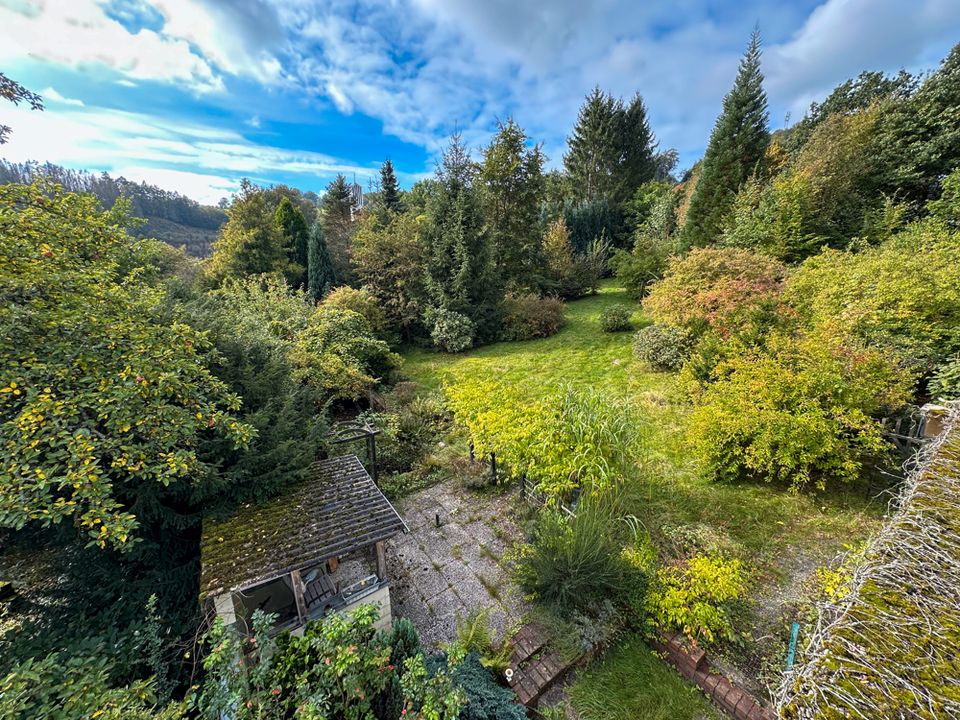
(320, 174, 356, 283)
(617, 93, 658, 201)
(307, 221, 335, 301)
(274, 196, 309, 286)
(564, 87, 623, 203)
(679, 29, 770, 248)
(380, 159, 403, 213)
(422, 133, 500, 341)
(478, 118, 545, 289)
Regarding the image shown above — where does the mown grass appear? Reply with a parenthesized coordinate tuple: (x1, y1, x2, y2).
(569, 635, 721, 720)
(403, 281, 657, 396)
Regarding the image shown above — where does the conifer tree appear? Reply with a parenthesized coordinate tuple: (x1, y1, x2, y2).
(274, 196, 309, 286)
(307, 221, 335, 301)
(380, 159, 403, 214)
(478, 118, 545, 289)
(320, 174, 356, 283)
(679, 29, 770, 248)
(564, 87, 623, 203)
(617, 93, 658, 201)
(421, 133, 500, 341)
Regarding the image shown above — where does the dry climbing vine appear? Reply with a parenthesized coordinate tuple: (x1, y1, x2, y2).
(776, 406, 960, 719)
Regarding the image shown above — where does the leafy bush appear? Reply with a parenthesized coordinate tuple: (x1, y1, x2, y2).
(688, 329, 911, 490)
(445, 382, 646, 500)
(200, 606, 464, 720)
(643, 247, 786, 336)
(500, 293, 566, 341)
(0, 649, 185, 720)
(610, 247, 666, 301)
(428, 307, 475, 353)
(646, 555, 746, 645)
(659, 523, 739, 562)
(291, 304, 400, 399)
(322, 285, 390, 340)
(929, 356, 960, 401)
(599, 304, 633, 333)
(784, 229, 960, 372)
(632, 324, 696, 371)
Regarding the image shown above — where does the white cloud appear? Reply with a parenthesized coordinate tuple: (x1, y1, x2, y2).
(766, 0, 960, 120)
(41, 87, 85, 106)
(0, 102, 381, 203)
(110, 165, 238, 204)
(0, 0, 224, 92)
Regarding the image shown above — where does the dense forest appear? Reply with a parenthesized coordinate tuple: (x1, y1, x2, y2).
(2, 31, 960, 720)
(0, 160, 228, 256)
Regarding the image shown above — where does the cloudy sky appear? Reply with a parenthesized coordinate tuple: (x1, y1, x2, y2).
(1, 0, 958, 204)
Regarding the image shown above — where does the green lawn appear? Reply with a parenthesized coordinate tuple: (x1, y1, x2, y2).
(569, 635, 721, 720)
(402, 280, 663, 398)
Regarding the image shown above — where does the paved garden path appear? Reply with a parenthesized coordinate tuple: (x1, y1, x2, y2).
(385, 479, 530, 649)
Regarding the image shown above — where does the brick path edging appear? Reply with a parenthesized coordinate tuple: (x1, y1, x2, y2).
(651, 632, 776, 720)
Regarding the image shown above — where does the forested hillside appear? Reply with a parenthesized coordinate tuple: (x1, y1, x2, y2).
(0, 160, 227, 256)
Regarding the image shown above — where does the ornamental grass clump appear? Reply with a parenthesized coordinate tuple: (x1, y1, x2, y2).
(514, 488, 653, 615)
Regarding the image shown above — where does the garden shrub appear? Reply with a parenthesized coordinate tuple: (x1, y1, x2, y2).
(646, 554, 746, 645)
(688, 328, 911, 490)
(929, 356, 960, 401)
(659, 523, 739, 562)
(784, 229, 960, 372)
(449, 652, 527, 720)
(291, 304, 400, 399)
(445, 381, 646, 500)
(0, 649, 186, 720)
(632, 324, 696, 371)
(619, 534, 657, 620)
(322, 285, 390, 340)
(201, 606, 464, 720)
(599, 304, 633, 333)
(500, 292, 566, 341)
(610, 246, 666, 301)
(643, 247, 786, 336)
(428, 307, 475, 353)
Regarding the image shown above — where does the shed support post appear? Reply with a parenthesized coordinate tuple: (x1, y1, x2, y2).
(291, 569, 308, 625)
(375, 541, 387, 581)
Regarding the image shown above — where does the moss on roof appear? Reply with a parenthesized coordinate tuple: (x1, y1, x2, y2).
(778, 409, 960, 719)
(199, 455, 406, 600)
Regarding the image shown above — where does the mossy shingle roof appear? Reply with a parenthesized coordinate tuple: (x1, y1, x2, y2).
(778, 407, 960, 718)
(199, 455, 406, 600)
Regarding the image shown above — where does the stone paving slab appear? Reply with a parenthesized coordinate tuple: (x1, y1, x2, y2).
(386, 479, 529, 649)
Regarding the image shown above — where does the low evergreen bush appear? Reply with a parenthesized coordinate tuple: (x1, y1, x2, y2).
(428, 308, 475, 353)
(599, 304, 633, 333)
(452, 652, 527, 720)
(632, 324, 696, 371)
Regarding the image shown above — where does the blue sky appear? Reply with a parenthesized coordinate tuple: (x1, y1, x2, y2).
(1, 0, 958, 205)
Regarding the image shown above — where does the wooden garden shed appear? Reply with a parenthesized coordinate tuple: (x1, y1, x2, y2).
(199, 455, 407, 634)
